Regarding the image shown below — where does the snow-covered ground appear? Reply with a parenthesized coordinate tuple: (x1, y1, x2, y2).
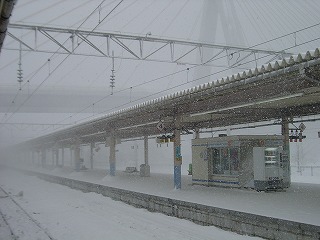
(3, 164, 320, 223)
(0, 168, 261, 240)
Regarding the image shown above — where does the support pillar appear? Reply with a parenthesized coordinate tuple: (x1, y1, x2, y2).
(173, 115, 182, 189)
(90, 142, 94, 169)
(281, 117, 291, 188)
(194, 127, 200, 139)
(55, 148, 59, 167)
(37, 151, 40, 166)
(70, 148, 73, 167)
(41, 148, 46, 167)
(32, 151, 34, 165)
(144, 136, 149, 165)
(51, 149, 54, 166)
(61, 147, 64, 167)
(74, 144, 81, 171)
(140, 136, 150, 177)
(109, 136, 116, 176)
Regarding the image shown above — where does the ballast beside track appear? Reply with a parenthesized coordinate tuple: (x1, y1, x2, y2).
(20, 169, 320, 240)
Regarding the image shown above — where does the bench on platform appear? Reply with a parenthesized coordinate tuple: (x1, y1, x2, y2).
(124, 167, 138, 173)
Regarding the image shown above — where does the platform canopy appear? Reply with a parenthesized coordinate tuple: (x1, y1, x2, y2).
(19, 48, 320, 149)
(0, 0, 16, 54)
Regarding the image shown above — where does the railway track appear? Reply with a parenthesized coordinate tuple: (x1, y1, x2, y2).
(0, 185, 56, 240)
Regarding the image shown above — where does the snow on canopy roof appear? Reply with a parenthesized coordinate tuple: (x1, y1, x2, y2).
(105, 47, 320, 119)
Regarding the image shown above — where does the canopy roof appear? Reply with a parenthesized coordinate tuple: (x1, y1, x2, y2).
(19, 48, 320, 149)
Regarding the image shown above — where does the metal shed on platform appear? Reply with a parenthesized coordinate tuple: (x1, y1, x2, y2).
(191, 135, 289, 189)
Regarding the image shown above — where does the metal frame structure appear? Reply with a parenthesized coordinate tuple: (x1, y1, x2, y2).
(11, 47, 320, 189)
(5, 23, 292, 67)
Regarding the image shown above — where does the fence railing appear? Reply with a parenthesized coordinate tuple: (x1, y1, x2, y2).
(291, 165, 320, 176)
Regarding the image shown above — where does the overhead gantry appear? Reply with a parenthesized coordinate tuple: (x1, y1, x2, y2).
(5, 23, 292, 67)
(12, 47, 320, 189)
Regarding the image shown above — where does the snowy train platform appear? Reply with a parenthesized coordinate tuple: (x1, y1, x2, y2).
(5, 165, 320, 226)
(0, 168, 261, 240)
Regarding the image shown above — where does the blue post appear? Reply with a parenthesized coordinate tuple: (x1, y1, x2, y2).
(173, 115, 182, 189)
(174, 165, 181, 189)
(109, 136, 116, 176)
(110, 162, 116, 176)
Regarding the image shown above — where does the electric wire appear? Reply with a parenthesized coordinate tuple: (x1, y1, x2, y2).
(1, 0, 124, 125)
(0, 0, 100, 120)
(36, 32, 320, 135)
(94, 0, 140, 30)
(14, 0, 40, 10)
(2, 0, 134, 119)
(36, 21, 320, 128)
(15, 0, 66, 23)
(120, 0, 156, 30)
(1, 0, 111, 117)
(4, 20, 320, 126)
(2, 2, 320, 134)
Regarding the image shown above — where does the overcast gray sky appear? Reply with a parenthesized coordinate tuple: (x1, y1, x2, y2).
(1, 0, 320, 147)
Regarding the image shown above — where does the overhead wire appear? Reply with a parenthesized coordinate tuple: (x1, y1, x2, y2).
(119, 0, 176, 89)
(1, 0, 124, 125)
(14, 0, 40, 10)
(120, 0, 157, 30)
(15, 0, 66, 23)
(0, 0, 102, 119)
(2, 2, 320, 135)
(36, 26, 320, 136)
(95, 0, 140, 30)
(2, 0, 146, 123)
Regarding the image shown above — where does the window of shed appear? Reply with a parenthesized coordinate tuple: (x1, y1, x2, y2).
(209, 147, 239, 176)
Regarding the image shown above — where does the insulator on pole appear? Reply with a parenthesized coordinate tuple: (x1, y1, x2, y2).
(17, 42, 23, 90)
(110, 51, 115, 95)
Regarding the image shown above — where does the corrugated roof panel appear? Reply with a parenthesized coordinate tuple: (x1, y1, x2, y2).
(280, 59, 288, 68)
(259, 65, 266, 74)
(314, 48, 319, 57)
(274, 61, 281, 70)
(305, 51, 312, 60)
(288, 56, 295, 65)
(295, 53, 303, 63)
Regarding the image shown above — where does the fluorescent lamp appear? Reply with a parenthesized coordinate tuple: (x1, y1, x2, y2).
(118, 121, 159, 130)
(190, 93, 304, 117)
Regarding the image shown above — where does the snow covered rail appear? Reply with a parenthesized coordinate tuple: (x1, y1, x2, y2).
(24, 170, 320, 240)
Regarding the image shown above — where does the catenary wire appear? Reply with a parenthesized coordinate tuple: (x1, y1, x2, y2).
(1, 0, 124, 125)
(36, 32, 320, 135)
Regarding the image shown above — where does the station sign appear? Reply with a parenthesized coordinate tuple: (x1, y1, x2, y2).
(156, 121, 165, 131)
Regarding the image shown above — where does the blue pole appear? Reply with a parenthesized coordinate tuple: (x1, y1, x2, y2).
(174, 165, 181, 189)
(110, 162, 116, 176)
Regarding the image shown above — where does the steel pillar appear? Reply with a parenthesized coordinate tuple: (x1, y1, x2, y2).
(173, 116, 182, 189)
(61, 147, 64, 167)
(51, 150, 54, 166)
(37, 151, 40, 166)
(41, 148, 46, 167)
(194, 127, 200, 139)
(70, 148, 73, 167)
(281, 117, 291, 188)
(55, 148, 59, 166)
(74, 144, 81, 171)
(90, 142, 94, 169)
(140, 136, 150, 177)
(109, 137, 116, 176)
(31, 151, 34, 165)
(144, 136, 149, 166)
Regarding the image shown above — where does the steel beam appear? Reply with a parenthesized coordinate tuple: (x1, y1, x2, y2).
(5, 23, 291, 67)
